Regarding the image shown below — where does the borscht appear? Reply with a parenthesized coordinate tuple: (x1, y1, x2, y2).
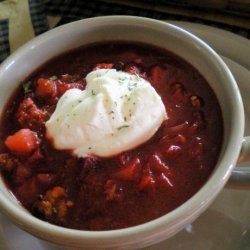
(0, 42, 223, 230)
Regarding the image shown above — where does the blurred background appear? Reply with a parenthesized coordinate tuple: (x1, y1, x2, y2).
(0, 0, 249, 63)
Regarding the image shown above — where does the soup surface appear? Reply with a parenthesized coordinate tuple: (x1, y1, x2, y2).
(0, 42, 223, 230)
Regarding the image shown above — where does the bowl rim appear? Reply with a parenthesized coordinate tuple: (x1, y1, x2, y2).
(0, 15, 244, 246)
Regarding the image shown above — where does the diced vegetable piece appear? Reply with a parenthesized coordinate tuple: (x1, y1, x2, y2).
(148, 154, 170, 176)
(5, 129, 39, 155)
(57, 82, 84, 96)
(112, 157, 141, 181)
(36, 78, 57, 98)
(138, 167, 155, 190)
(16, 98, 47, 128)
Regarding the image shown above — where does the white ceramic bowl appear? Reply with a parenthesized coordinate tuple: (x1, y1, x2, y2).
(0, 16, 246, 249)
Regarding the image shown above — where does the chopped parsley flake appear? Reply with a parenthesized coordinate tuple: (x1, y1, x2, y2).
(52, 207, 57, 214)
(91, 90, 96, 96)
(49, 76, 58, 81)
(22, 81, 32, 94)
(117, 125, 130, 131)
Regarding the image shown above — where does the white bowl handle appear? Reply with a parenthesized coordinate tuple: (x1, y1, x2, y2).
(226, 136, 250, 189)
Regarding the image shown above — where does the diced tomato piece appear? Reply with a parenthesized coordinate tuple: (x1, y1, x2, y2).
(112, 157, 141, 181)
(57, 82, 84, 96)
(36, 78, 57, 98)
(138, 167, 155, 190)
(150, 65, 168, 86)
(148, 154, 170, 176)
(16, 98, 47, 129)
(5, 129, 39, 155)
(92, 63, 114, 71)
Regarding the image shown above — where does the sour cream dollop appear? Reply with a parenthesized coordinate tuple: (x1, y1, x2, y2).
(45, 69, 167, 157)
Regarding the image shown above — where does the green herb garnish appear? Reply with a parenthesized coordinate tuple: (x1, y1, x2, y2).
(117, 125, 130, 131)
(52, 207, 57, 214)
(49, 76, 58, 81)
(22, 81, 32, 94)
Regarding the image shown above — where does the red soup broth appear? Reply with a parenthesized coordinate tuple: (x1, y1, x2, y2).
(0, 42, 223, 230)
